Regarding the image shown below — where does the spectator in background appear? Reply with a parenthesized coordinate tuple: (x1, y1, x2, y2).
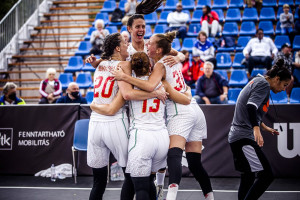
(122, 0, 137, 25)
(245, 0, 262, 15)
(57, 82, 87, 104)
(275, 43, 294, 97)
(192, 31, 217, 68)
(194, 61, 228, 104)
(243, 29, 278, 75)
(180, 50, 193, 86)
(280, 4, 294, 35)
(165, 3, 190, 40)
(90, 19, 110, 56)
(121, 30, 130, 43)
(39, 68, 62, 104)
(190, 54, 204, 84)
(0, 82, 25, 105)
(200, 5, 221, 37)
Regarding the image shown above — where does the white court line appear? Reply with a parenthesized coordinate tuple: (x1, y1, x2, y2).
(0, 187, 300, 193)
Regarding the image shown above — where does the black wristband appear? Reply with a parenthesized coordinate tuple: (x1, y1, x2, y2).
(247, 104, 259, 127)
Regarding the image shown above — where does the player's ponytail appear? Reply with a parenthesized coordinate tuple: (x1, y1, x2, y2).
(131, 52, 150, 77)
(266, 59, 291, 81)
(135, 0, 163, 15)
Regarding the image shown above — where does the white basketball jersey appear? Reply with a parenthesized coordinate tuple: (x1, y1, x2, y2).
(126, 41, 148, 61)
(90, 60, 126, 121)
(129, 72, 166, 131)
(157, 56, 192, 116)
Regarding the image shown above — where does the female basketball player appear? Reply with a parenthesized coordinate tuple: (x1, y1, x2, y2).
(112, 31, 214, 200)
(228, 59, 291, 200)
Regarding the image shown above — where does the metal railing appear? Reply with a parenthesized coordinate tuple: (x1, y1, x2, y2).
(0, 0, 43, 52)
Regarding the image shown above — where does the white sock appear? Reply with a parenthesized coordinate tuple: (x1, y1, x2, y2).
(156, 171, 166, 186)
(205, 192, 214, 200)
(166, 183, 179, 200)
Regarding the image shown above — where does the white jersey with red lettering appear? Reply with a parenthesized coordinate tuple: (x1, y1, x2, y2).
(128, 72, 166, 131)
(90, 60, 126, 121)
(157, 56, 207, 142)
(127, 41, 148, 61)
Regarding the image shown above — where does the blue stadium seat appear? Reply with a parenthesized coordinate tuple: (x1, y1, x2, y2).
(239, 21, 256, 36)
(290, 88, 300, 104)
(229, 0, 244, 8)
(294, 68, 300, 86)
(225, 8, 241, 22)
(208, 37, 215, 44)
(232, 53, 245, 68)
(85, 91, 94, 104)
(100, 1, 116, 13)
(120, 25, 127, 33)
(262, 0, 277, 7)
(76, 73, 93, 89)
(212, 0, 228, 9)
(214, 69, 228, 81)
(216, 53, 232, 69)
(251, 69, 267, 77)
(191, 88, 196, 96)
(144, 12, 158, 25)
(59, 73, 73, 90)
(293, 36, 300, 50)
(156, 4, 164, 12)
(144, 25, 153, 39)
(236, 36, 251, 52)
(64, 56, 83, 72)
(182, 0, 195, 10)
(181, 37, 197, 53)
(119, 0, 126, 12)
(105, 26, 118, 34)
(278, 0, 294, 6)
(270, 91, 288, 104)
(228, 88, 242, 104)
(84, 27, 96, 41)
(274, 35, 290, 50)
(191, 10, 203, 24)
(172, 38, 181, 51)
(217, 39, 236, 52)
(295, 7, 299, 20)
(275, 21, 281, 34)
(258, 21, 274, 35)
(164, 0, 178, 11)
(75, 41, 92, 56)
(276, 7, 284, 20)
(82, 62, 96, 72)
(259, 7, 276, 21)
(187, 24, 201, 37)
(228, 70, 248, 87)
(158, 11, 171, 24)
(153, 24, 168, 34)
(108, 20, 122, 26)
(196, 0, 211, 10)
(93, 13, 109, 26)
(213, 9, 225, 23)
(242, 8, 258, 21)
(222, 22, 238, 36)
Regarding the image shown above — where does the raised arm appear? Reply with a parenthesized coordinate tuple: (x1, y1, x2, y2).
(117, 61, 167, 102)
(85, 54, 103, 69)
(163, 80, 191, 105)
(90, 90, 125, 116)
(113, 62, 165, 92)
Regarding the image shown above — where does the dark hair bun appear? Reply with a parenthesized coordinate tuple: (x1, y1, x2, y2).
(131, 52, 150, 77)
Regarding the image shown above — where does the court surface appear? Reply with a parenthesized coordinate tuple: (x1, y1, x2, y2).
(0, 176, 300, 200)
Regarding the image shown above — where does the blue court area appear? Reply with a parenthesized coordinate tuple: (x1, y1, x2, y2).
(0, 176, 300, 200)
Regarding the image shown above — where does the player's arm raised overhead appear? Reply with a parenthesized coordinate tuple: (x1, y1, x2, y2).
(163, 80, 191, 105)
(112, 62, 165, 92)
(117, 61, 168, 102)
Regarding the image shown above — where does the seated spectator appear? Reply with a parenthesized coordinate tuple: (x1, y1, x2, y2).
(57, 82, 87, 104)
(190, 55, 204, 84)
(194, 61, 228, 104)
(200, 5, 221, 37)
(39, 68, 62, 104)
(192, 31, 217, 68)
(0, 82, 25, 105)
(121, 30, 130, 43)
(122, 0, 137, 25)
(243, 28, 278, 75)
(280, 4, 294, 35)
(90, 19, 110, 56)
(165, 3, 190, 40)
(180, 50, 193, 86)
(275, 43, 294, 97)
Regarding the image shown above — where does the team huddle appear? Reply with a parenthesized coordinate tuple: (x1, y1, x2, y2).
(84, 0, 292, 200)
